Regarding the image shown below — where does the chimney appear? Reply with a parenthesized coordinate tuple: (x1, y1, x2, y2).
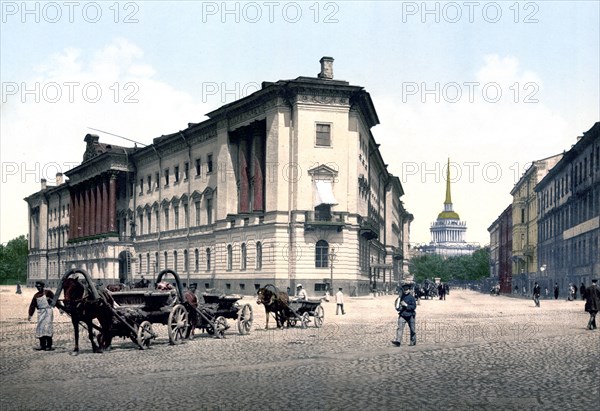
(41, 178, 47, 190)
(318, 56, 334, 80)
(56, 173, 63, 185)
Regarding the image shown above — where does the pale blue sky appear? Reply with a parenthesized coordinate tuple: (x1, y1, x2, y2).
(1, 0, 599, 245)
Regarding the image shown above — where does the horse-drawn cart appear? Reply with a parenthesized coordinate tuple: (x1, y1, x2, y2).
(286, 298, 325, 328)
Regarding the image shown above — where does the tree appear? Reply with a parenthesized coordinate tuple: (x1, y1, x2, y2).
(0, 235, 28, 283)
(409, 247, 490, 282)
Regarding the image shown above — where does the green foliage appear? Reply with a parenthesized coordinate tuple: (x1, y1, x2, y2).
(0, 235, 28, 283)
(409, 247, 490, 282)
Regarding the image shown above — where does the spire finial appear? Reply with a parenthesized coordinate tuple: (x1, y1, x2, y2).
(444, 158, 452, 204)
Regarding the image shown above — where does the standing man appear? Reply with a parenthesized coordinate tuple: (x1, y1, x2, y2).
(584, 279, 600, 330)
(533, 282, 541, 307)
(184, 283, 199, 337)
(335, 287, 345, 315)
(27, 281, 55, 351)
(392, 282, 417, 347)
(554, 283, 559, 300)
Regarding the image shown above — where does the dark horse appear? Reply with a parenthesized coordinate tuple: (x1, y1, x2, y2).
(56, 278, 115, 355)
(256, 286, 289, 329)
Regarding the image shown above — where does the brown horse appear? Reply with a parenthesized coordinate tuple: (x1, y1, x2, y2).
(256, 286, 289, 329)
(59, 278, 115, 355)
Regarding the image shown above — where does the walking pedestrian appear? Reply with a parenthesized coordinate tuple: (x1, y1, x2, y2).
(573, 284, 578, 300)
(580, 282, 586, 300)
(584, 279, 600, 330)
(335, 287, 345, 315)
(27, 281, 55, 351)
(533, 282, 541, 307)
(554, 283, 559, 300)
(392, 282, 417, 347)
(16, 281, 22, 294)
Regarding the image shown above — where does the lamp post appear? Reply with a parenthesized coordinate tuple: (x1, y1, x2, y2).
(329, 247, 336, 292)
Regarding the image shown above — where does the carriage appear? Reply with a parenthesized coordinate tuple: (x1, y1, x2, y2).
(286, 298, 325, 328)
(196, 293, 254, 336)
(53, 268, 192, 350)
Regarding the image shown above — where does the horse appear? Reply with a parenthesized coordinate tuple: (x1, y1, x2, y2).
(256, 286, 289, 329)
(57, 278, 115, 355)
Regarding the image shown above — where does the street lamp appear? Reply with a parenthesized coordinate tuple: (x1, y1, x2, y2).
(329, 247, 337, 292)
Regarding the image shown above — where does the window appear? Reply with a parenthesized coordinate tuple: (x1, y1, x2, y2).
(147, 175, 151, 192)
(139, 178, 144, 194)
(195, 158, 201, 176)
(174, 250, 178, 271)
(164, 169, 170, 186)
(164, 208, 170, 231)
(227, 244, 233, 271)
(174, 165, 180, 183)
(206, 199, 213, 224)
(146, 253, 150, 274)
(174, 206, 179, 230)
(139, 214, 144, 235)
(521, 208, 525, 224)
(256, 242, 262, 270)
(316, 123, 331, 147)
(241, 243, 247, 270)
(183, 204, 188, 228)
(195, 201, 201, 226)
(207, 154, 214, 173)
(163, 251, 168, 270)
(315, 240, 329, 268)
(147, 211, 151, 233)
(183, 249, 188, 272)
(184, 162, 189, 180)
(206, 248, 211, 271)
(155, 172, 159, 190)
(194, 249, 199, 272)
(154, 252, 159, 273)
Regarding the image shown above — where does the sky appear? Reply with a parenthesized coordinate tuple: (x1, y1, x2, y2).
(1, 0, 599, 247)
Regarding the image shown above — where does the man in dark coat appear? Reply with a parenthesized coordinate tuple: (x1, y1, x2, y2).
(554, 283, 559, 300)
(580, 282, 586, 300)
(533, 282, 541, 307)
(584, 279, 600, 330)
(392, 283, 417, 346)
(184, 283, 199, 336)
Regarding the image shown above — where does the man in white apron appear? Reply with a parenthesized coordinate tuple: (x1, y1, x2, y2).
(28, 281, 55, 351)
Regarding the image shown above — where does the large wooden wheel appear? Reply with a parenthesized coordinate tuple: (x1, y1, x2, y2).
(300, 312, 310, 329)
(136, 321, 154, 349)
(313, 305, 324, 328)
(236, 303, 253, 335)
(207, 316, 228, 339)
(167, 304, 189, 345)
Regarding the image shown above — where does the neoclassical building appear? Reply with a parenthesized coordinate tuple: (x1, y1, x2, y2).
(420, 159, 478, 256)
(24, 57, 412, 296)
(536, 122, 599, 293)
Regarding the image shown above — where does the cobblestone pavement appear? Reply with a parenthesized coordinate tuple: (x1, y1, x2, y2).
(1, 286, 598, 411)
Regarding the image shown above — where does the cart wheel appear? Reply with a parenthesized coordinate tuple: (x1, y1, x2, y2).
(237, 303, 253, 335)
(214, 316, 229, 339)
(300, 312, 310, 329)
(313, 305, 324, 328)
(168, 304, 189, 345)
(136, 321, 154, 349)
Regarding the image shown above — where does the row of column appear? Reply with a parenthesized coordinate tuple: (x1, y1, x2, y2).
(69, 172, 118, 239)
(237, 126, 265, 213)
(434, 229, 465, 243)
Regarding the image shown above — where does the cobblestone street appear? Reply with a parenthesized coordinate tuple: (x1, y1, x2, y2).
(1, 286, 598, 411)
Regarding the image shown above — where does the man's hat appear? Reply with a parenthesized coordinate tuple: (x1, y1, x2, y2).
(592, 279, 598, 284)
(296, 284, 302, 288)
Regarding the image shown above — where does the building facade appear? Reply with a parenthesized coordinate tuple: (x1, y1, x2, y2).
(488, 204, 512, 293)
(536, 122, 600, 294)
(24, 57, 412, 296)
(510, 154, 563, 278)
(420, 158, 478, 256)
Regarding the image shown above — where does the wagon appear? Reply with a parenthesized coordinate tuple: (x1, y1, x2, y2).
(202, 293, 253, 335)
(286, 298, 325, 328)
(101, 269, 190, 348)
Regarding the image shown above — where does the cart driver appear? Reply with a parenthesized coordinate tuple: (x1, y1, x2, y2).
(296, 284, 307, 300)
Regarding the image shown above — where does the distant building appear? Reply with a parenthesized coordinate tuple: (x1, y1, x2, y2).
(419, 158, 479, 256)
(510, 153, 563, 278)
(536, 122, 599, 292)
(23, 57, 412, 296)
(488, 204, 512, 293)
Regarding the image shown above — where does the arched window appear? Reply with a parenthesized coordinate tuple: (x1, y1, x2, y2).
(256, 242, 262, 270)
(315, 240, 329, 268)
(146, 253, 150, 274)
(164, 251, 168, 270)
(183, 249, 188, 272)
(174, 250, 178, 271)
(206, 248, 211, 271)
(241, 243, 247, 270)
(154, 252, 159, 274)
(227, 244, 233, 271)
(194, 249, 199, 272)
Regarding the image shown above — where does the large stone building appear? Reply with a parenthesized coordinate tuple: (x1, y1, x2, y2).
(487, 205, 512, 293)
(24, 57, 412, 296)
(419, 159, 478, 256)
(510, 153, 563, 279)
(536, 122, 599, 293)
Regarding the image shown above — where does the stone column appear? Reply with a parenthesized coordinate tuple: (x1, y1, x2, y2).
(90, 184, 96, 236)
(102, 178, 109, 233)
(83, 186, 90, 237)
(96, 183, 102, 234)
(108, 172, 117, 232)
(77, 189, 84, 238)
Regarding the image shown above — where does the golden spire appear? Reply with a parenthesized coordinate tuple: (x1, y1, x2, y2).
(444, 157, 452, 204)
(437, 157, 460, 220)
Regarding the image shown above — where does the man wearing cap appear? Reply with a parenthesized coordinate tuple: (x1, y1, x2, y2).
(392, 283, 417, 346)
(584, 279, 600, 330)
(184, 283, 199, 337)
(27, 281, 56, 351)
(296, 284, 307, 300)
(533, 282, 541, 307)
